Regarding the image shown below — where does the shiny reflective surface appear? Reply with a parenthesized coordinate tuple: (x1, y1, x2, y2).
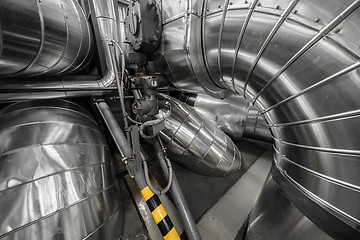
(159, 96, 242, 176)
(0, 100, 123, 239)
(245, 175, 332, 240)
(161, 0, 360, 238)
(0, 0, 93, 76)
(192, 93, 272, 142)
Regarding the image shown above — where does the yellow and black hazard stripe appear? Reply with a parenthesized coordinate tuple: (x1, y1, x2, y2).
(141, 186, 180, 240)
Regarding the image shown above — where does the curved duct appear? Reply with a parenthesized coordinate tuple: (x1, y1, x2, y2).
(158, 96, 242, 176)
(178, 93, 272, 142)
(159, 0, 360, 238)
(0, 100, 123, 239)
(0, 0, 93, 77)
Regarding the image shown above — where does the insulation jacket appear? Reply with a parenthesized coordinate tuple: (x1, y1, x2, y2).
(159, 96, 242, 177)
(159, 0, 360, 238)
(0, 100, 123, 239)
(0, 0, 93, 77)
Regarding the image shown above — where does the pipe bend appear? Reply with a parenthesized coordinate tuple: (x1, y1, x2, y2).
(160, 0, 360, 238)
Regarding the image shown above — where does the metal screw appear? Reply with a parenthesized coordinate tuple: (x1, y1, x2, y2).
(335, 28, 341, 33)
(293, 9, 298, 14)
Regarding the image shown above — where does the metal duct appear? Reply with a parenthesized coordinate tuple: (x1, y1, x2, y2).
(159, 0, 360, 238)
(0, 0, 121, 101)
(159, 96, 242, 177)
(0, 100, 123, 239)
(0, 0, 93, 76)
(190, 94, 272, 142)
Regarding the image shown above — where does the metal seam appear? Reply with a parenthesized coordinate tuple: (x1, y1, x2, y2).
(243, 0, 299, 95)
(223, 139, 237, 176)
(252, 0, 360, 103)
(0, 162, 112, 193)
(14, 0, 45, 75)
(0, 105, 97, 125)
(190, 124, 217, 168)
(0, 183, 118, 239)
(272, 109, 360, 128)
(0, 142, 108, 158)
(178, 118, 205, 158)
(230, 0, 258, 93)
(275, 138, 360, 155)
(216, 0, 231, 87)
(59, 0, 84, 74)
(82, 204, 122, 240)
(275, 150, 360, 192)
(275, 164, 360, 225)
(38, 0, 70, 75)
(262, 62, 360, 114)
(0, 120, 103, 136)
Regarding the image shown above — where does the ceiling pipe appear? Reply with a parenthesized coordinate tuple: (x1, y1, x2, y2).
(0, 0, 121, 97)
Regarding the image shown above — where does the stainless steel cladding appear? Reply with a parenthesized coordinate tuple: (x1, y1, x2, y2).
(192, 93, 272, 142)
(160, 0, 360, 238)
(245, 175, 333, 240)
(0, 0, 93, 77)
(159, 96, 242, 176)
(0, 100, 123, 239)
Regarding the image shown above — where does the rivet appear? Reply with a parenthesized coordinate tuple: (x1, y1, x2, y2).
(335, 28, 341, 33)
(315, 18, 320, 22)
(293, 9, 298, 14)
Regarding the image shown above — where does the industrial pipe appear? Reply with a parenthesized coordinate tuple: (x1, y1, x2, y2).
(0, 0, 121, 97)
(0, 0, 93, 76)
(158, 95, 242, 177)
(0, 99, 123, 239)
(95, 99, 181, 240)
(159, 0, 360, 238)
(154, 138, 202, 240)
(180, 93, 273, 142)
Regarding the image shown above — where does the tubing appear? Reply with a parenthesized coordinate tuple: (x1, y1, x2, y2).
(160, 0, 360, 238)
(95, 99, 180, 240)
(95, 99, 132, 159)
(154, 138, 202, 240)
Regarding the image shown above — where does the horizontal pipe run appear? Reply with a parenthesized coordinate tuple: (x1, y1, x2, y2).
(0, 0, 120, 96)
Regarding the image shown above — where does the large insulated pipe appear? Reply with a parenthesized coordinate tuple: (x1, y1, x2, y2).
(0, 0, 120, 99)
(158, 95, 241, 176)
(0, 99, 123, 239)
(179, 93, 272, 142)
(159, 0, 360, 239)
(0, 0, 93, 76)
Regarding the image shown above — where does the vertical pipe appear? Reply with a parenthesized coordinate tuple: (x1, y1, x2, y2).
(95, 99, 181, 240)
(154, 139, 202, 240)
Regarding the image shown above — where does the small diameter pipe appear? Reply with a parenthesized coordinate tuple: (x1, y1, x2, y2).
(95, 99, 132, 158)
(110, 44, 130, 141)
(154, 137, 202, 240)
(96, 99, 180, 240)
